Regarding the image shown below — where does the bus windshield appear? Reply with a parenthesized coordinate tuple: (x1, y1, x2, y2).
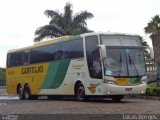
(103, 48, 146, 77)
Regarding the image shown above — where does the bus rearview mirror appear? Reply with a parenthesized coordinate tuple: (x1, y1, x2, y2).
(97, 45, 107, 59)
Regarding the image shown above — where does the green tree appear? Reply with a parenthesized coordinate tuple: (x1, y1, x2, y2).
(0, 68, 6, 86)
(140, 37, 150, 59)
(144, 15, 160, 86)
(34, 2, 94, 42)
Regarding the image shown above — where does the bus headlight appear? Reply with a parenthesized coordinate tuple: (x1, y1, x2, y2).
(105, 80, 117, 85)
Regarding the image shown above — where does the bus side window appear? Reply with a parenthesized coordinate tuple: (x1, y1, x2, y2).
(85, 36, 102, 79)
(7, 54, 11, 67)
(92, 49, 102, 79)
(23, 51, 30, 65)
(9, 52, 23, 67)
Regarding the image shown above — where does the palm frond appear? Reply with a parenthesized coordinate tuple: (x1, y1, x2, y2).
(70, 25, 92, 35)
(34, 25, 64, 42)
(152, 15, 160, 24)
(144, 15, 160, 35)
(63, 2, 73, 27)
(72, 11, 94, 27)
(44, 10, 61, 18)
(144, 23, 156, 34)
(34, 2, 94, 42)
(34, 33, 60, 42)
(49, 14, 65, 30)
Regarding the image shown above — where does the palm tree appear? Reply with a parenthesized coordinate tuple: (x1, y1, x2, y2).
(140, 37, 150, 59)
(34, 2, 94, 42)
(144, 15, 160, 86)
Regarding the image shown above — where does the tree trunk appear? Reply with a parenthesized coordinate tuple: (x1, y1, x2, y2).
(152, 33, 160, 87)
(157, 64, 160, 87)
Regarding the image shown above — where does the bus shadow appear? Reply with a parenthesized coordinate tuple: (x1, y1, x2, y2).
(37, 96, 135, 104)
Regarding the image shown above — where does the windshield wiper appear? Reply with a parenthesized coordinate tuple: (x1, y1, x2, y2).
(118, 53, 122, 76)
(128, 53, 139, 76)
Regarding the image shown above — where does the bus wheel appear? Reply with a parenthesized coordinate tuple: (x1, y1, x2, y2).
(17, 85, 24, 100)
(24, 85, 31, 100)
(111, 95, 124, 102)
(76, 83, 86, 101)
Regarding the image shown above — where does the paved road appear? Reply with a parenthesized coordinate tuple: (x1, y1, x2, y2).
(0, 96, 160, 114)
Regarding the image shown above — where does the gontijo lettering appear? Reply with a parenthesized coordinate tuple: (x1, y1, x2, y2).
(22, 66, 43, 74)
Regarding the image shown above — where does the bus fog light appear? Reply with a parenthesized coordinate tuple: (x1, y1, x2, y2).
(107, 91, 111, 94)
(141, 90, 145, 94)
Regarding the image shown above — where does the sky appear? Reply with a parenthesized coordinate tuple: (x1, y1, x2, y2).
(0, 0, 160, 68)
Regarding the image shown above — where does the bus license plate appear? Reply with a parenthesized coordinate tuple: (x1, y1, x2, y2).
(125, 88, 132, 91)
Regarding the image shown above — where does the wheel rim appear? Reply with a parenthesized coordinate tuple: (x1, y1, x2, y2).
(24, 90, 29, 100)
(18, 87, 23, 99)
(77, 86, 85, 99)
(24, 87, 30, 100)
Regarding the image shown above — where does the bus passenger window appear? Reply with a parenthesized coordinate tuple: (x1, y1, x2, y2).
(23, 52, 29, 65)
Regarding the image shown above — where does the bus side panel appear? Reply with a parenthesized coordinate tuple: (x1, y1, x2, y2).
(6, 63, 49, 95)
(6, 59, 86, 96)
(39, 59, 86, 95)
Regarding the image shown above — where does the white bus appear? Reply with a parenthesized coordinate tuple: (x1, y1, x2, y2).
(6, 32, 147, 101)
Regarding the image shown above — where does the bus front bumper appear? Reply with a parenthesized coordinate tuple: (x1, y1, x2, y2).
(104, 83, 147, 95)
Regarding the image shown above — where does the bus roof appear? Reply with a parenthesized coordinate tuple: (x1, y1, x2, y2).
(81, 32, 141, 37)
(7, 32, 141, 53)
(8, 35, 80, 53)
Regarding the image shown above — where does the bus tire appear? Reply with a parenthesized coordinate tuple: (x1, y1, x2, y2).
(111, 95, 124, 102)
(24, 85, 32, 100)
(76, 83, 86, 101)
(17, 85, 24, 100)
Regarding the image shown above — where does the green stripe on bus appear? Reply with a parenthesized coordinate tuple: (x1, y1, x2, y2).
(40, 60, 70, 89)
(128, 77, 141, 84)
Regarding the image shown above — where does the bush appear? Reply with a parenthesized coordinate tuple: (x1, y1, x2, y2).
(145, 87, 160, 96)
(0, 68, 6, 86)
